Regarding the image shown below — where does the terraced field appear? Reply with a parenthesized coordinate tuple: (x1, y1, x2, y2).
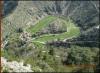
(27, 15, 80, 44)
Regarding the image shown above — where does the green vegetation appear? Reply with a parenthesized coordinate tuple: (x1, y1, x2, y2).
(2, 45, 99, 72)
(27, 15, 80, 43)
(67, 46, 99, 64)
(28, 16, 57, 34)
(33, 27, 79, 42)
(2, 15, 98, 72)
(3, 1, 99, 72)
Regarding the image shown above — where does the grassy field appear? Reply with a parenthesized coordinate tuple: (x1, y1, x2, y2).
(27, 15, 80, 43)
(28, 15, 57, 34)
(33, 28, 80, 42)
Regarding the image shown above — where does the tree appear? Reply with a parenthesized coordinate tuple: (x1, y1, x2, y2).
(66, 46, 98, 65)
(16, 27, 23, 33)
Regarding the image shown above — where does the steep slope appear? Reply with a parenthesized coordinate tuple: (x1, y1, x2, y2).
(2, 1, 99, 41)
(33, 1, 99, 30)
(2, 1, 99, 72)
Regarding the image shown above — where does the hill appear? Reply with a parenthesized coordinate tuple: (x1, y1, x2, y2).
(2, 1, 99, 72)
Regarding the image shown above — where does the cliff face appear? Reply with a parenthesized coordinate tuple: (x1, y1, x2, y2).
(4, 1, 99, 25)
(33, 1, 99, 30)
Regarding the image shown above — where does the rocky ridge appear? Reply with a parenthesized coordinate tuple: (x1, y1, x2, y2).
(1, 57, 33, 72)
